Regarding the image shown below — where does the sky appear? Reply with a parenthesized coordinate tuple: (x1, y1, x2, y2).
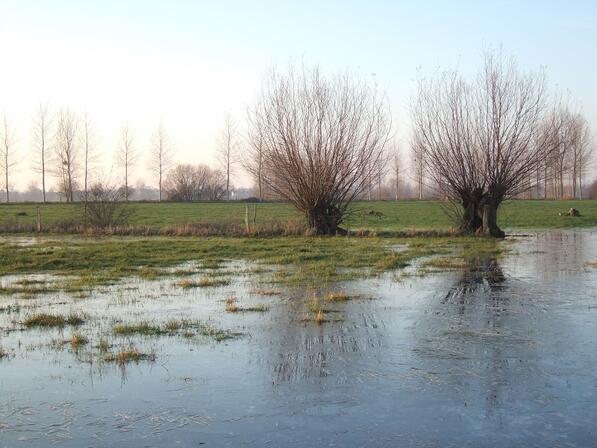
(1, 0, 596, 190)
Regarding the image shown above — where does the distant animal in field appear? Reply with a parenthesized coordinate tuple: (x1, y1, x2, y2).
(364, 210, 385, 219)
(558, 208, 580, 217)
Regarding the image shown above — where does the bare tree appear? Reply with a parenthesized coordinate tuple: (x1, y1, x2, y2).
(84, 181, 133, 229)
(0, 113, 17, 203)
(165, 164, 226, 201)
(392, 148, 401, 200)
(32, 103, 52, 203)
(533, 105, 589, 199)
(568, 113, 593, 199)
(247, 64, 391, 235)
(577, 127, 594, 200)
(80, 112, 99, 204)
(244, 120, 265, 200)
(411, 52, 557, 237)
(53, 108, 79, 202)
(411, 142, 425, 200)
(217, 112, 239, 200)
(375, 150, 389, 200)
(116, 123, 138, 201)
(150, 122, 173, 202)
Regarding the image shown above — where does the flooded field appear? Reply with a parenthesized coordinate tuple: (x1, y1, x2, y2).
(1, 232, 597, 447)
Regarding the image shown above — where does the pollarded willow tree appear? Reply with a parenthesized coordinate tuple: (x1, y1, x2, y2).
(411, 52, 560, 238)
(246, 64, 391, 235)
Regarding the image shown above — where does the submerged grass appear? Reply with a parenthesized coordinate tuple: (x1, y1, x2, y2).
(225, 303, 269, 313)
(325, 291, 352, 302)
(314, 310, 327, 325)
(69, 333, 89, 347)
(252, 288, 282, 296)
(422, 257, 469, 270)
(112, 318, 242, 342)
(23, 312, 84, 328)
(0, 234, 509, 293)
(176, 278, 230, 289)
(103, 344, 156, 364)
(113, 321, 165, 336)
(0, 283, 57, 297)
(98, 339, 110, 353)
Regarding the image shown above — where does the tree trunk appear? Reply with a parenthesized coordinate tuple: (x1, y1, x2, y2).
(305, 205, 342, 235)
(572, 157, 577, 199)
(4, 158, 8, 203)
(579, 169, 583, 200)
(481, 202, 505, 238)
(42, 147, 46, 203)
(158, 165, 162, 202)
(84, 154, 88, 204)
(125, 162, 128, 201)
(258, 167, 262, 201)
(543, 164, 548, 199)
(67, 168, 73, 203)
(459, 197, 483, 234)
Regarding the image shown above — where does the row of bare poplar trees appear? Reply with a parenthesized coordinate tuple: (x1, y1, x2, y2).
(0, 107, 177, 203)
(0, 106, 245, 204)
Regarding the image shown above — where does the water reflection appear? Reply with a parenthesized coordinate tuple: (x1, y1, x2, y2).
(441, 256, 506, 306)
(2, 232, 597, 447)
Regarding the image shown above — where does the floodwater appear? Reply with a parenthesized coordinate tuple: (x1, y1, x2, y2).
(1, 232, 597, 447)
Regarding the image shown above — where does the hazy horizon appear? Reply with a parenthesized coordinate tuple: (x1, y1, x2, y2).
(2, 0, 596, 191)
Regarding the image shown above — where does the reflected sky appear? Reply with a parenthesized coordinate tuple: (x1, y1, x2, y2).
(1, 232, 597, 447)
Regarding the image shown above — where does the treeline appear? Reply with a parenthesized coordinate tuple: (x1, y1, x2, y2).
(0, 57, 595, 210)
(0, 107, 244, 203)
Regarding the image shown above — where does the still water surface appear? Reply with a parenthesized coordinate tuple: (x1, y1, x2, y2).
(1, 232, 597, 447)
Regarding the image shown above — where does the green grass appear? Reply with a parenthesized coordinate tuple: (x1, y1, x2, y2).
(0, 235, 508, 290)
(112, 319, 242, 341)
(103, 345, 156, 364)
(176, 278, 230, 288)
(1, 199, 596, 232)
(325, 292, 352, 302)
(69, 333, 89, 347)
(113, 321, 166, 336)
(23, 312, 84, 328)
(225, 303, 269, 313)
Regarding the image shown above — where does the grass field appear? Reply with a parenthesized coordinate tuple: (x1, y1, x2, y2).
(0, 235, 508, 292)
(0, 200, 596, 232)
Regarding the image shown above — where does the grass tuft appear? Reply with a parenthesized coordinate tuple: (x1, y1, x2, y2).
(314, 310, 327, 324)
(111, 319, 242, 342)
(251, 288, 282, 296)
(69, 333, 89, 347)
(225, 302, 268, 313)
(113, 321, 164, 336)
(325, 291, 351, 301)
(98, 338, 110, 353)
(176, 278, 230, 289)
(375, 252, 409, 271)
(103, 344, 156, 364)
(23, 312, 84, 328)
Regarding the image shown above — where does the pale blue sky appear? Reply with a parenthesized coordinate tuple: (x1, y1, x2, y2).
(1, 0, 595, 188)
